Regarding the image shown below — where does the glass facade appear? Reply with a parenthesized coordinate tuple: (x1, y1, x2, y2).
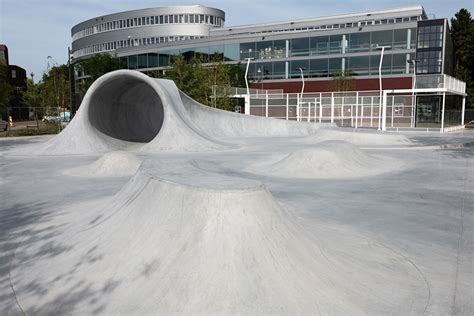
(416, 19, 444, 74)
(119, 27, 416, 81)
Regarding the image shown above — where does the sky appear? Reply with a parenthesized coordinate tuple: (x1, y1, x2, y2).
(1, 0, 472, 81)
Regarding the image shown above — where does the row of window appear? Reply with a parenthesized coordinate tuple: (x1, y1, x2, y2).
(74, 27, 416, 60)
(417, 24, 444, 49)
(216, 15, 420, 37)
(416, 50, 443, 74)
(72, 14, 224, 41)
(120, 52, 415, 78)
(239, 28, 416, 60)
(73, 35, 205, 58)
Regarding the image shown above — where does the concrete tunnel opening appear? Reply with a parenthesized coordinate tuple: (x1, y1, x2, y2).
(88, 76, 164, 143)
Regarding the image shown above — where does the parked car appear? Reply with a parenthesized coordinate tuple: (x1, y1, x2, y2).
(42, 115, 62, 124)
(0, 118, 7, 131)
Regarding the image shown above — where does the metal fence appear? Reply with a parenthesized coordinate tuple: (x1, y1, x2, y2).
(247, 91, 415, 129)
(4, 107, 68, 122)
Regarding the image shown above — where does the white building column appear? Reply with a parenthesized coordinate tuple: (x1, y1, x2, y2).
(461, 96, 466, 126)
(440, 92, 446, 133)
(355, 92, 359, 128)
(244, 95, 250, 115)
(382, 90, 388, 131)
(331, 92, 335, 123)
(265, 91, 269, 118)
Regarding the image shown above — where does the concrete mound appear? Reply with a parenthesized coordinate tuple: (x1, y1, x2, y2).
(34, 70, 223, 155)
(19, 70, 327, 156)
(10, 162, 428, 314)
(64, 151, 141, 177)
(250, 141, 399, 179)
(10, 167, 323, 314)
(301, 128, 412, 146)
(180, 92, 328, 137)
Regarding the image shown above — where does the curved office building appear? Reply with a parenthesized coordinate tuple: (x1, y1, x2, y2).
(71, 5, 225, 59)
(71, 5, 456, 96)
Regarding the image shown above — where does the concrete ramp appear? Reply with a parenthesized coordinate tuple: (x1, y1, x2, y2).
(31, 70, 327, 155)
(180, 92, 325, 137)
(38, 70, 223, 154)
(10, 160, 428, 314)
(249, 140, 403, 179)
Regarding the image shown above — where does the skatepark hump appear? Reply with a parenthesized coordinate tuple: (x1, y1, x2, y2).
(6, 70, 467, 315)
(33, 70, 324, 155)
(10, 161, 428, 314)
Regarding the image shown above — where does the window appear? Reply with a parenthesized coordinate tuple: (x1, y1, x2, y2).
(348, 56, 370, 76)
(391, 54, 407, 74)
(224, 44, 239, 61)
(348, 32, 370, 53)
(256, 41, 273, 59)
(328, 35, 343, 54)
(11, 69, 17, 78)
(329, 58, 342, 75)
(310, 36, 329, 55)
(254, 62, 272, 80)
(371, 30, 392, 48)
(290, 60, 309, 78)
(273, 61, 286, 79)
(240, 42, 256, 59)
(273, 40, 286, 58)
(369, 54, 391, 75)
(309, 59, 328, 77)
(138, 54, 147, 68)
(393, 29, 408, 50)
(290, 37, 309, 56)
(128, 55, 138, 69)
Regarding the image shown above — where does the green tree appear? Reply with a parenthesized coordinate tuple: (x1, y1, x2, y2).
(44, 65, 70, 108)
(451, 8, 474, 107)
(161, 55, 236, 111)
(75, 53, 123, 94)
(0, 64, 13, 116)
(22, 78, 41, 107)
(206, 56, 233, 110)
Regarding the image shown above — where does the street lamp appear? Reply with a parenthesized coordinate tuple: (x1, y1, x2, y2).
(68, 47, 75, 118)
(407, 59, 416, 127)
(244, 57, 254, 115)
(297, 67, 305, 122)
(298, 67, 305, 96)
(375, 44, 391, 130)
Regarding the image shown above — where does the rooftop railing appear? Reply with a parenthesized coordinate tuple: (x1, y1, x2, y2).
(415, 74, 466, 94)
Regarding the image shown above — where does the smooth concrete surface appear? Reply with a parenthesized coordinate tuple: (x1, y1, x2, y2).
(0, 70, 473, 315)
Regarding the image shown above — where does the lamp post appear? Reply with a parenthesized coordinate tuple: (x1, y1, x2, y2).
(68, 47, 75, 118)
(244, 57, 254, 115)
(298, 67, 305, 96)
(296, 67, 305, 122)
(375, 44, 391, 130)
(407, 59, 416, 127)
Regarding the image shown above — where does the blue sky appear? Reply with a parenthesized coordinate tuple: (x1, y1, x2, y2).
(1, 0, 472, 81)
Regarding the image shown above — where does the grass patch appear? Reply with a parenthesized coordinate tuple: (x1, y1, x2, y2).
(0, 124, 62, 137)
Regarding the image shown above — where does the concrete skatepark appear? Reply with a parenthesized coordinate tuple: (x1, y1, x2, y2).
(0, 70, 473, 315)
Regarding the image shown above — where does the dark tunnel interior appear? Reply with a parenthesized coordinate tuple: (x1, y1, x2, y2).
(88, 77, 164, 143)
